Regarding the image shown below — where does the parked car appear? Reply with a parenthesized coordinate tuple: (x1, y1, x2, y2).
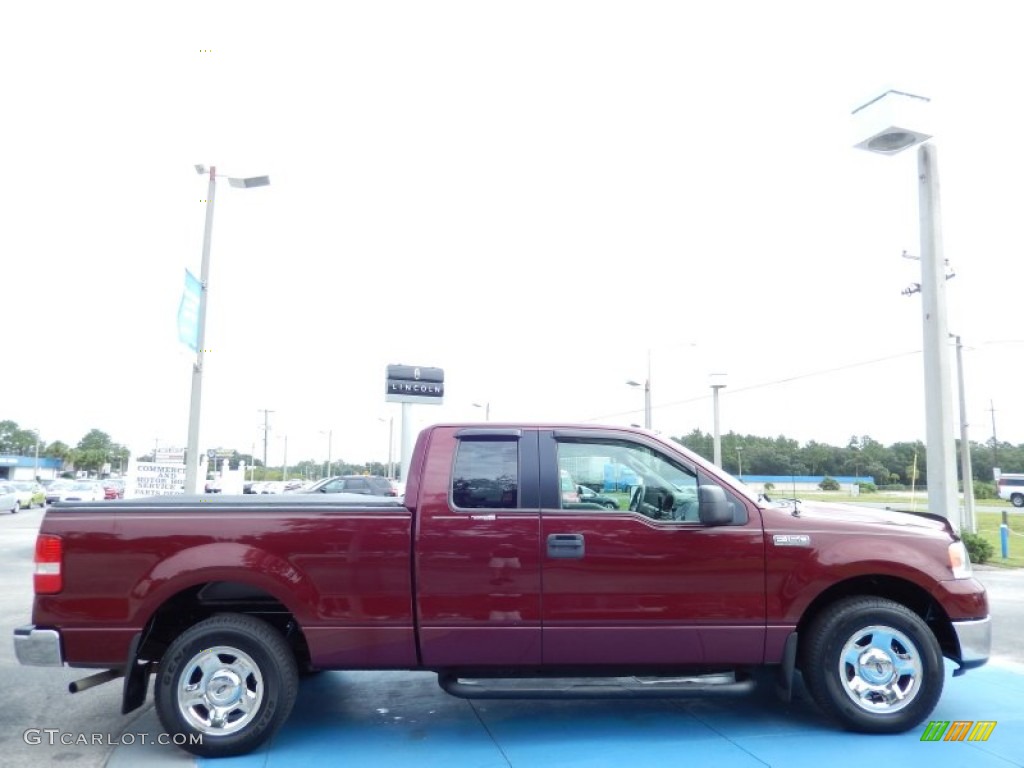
(48, 481, 105, 503)
(12, 481, 46, 509)
(44, 480, 76, 505)
(0, 483, 19, 514)
(14, 423, 991, 759)
(997, 473, 1024, 507)
(577, 484, 620, 509)
(294, 475, 398, 496)
(102, 479, 125, 500)
(559, 470, 580, 504)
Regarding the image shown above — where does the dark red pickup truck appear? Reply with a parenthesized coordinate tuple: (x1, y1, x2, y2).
(15, 424, 990, 757)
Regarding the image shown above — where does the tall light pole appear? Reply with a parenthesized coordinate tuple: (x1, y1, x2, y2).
(736, 445, 743, 481)
(625, 350, 652, 430)
(321, 429, 333, 479)
(710, 373, 727, 466)
(853, 90, 958, 530)
(257, 408, 274, 482)
(32, 429, 41, 480)
(185, 165, 270, 494)
(472, 402, 491, 421)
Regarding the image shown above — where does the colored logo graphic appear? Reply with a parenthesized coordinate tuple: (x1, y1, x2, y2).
(920, 720, 997, 742)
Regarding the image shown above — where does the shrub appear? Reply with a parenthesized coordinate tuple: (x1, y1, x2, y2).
(972, 481, 997, 501)
(763, 482, 775, 491)
(819, 476, 840, 491)
(961, 532, 993, 565)
(856, 482, 878, 493)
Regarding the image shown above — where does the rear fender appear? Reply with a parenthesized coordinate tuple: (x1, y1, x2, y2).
(132, 542, 315, 626)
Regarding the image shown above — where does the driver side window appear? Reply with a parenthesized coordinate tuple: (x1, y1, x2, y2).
(555, 438, 700, 522)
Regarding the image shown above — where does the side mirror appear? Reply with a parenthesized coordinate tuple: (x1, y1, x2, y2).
(698, 484, 733, 526)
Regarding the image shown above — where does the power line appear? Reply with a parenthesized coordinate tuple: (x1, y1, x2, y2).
(584, 349, 923, 423)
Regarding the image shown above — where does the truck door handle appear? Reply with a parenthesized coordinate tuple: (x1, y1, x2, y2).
(547, 533, 585, 559)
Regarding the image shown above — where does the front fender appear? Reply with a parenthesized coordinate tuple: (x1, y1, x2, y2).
(767, 534, 955, 624)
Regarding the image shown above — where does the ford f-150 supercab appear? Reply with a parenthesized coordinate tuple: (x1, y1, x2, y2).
(14, 424, 990, 757)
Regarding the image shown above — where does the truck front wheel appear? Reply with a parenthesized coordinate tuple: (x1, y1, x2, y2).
(800, 597, 943, 733)
(154, 614, 299, 757)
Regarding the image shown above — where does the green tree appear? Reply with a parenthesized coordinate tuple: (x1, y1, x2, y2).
(0, 420, 39, 454)
(74, 429, 128, 475)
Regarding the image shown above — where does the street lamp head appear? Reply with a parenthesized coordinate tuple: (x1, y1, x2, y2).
(228, 175, 271, 188)
(857, 128, 931, 154)
(194, 164, 207, 175)
(852, 89, 932, 155)
(625, 380, 642, 388)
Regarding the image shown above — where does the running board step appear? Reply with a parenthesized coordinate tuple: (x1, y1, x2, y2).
(438, 672, 756, 700)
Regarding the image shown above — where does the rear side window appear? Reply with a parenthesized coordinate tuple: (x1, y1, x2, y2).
(345, 478, 370, 492)
(452, 440, 519, 509)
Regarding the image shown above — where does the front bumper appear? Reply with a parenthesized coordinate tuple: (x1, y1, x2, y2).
(952, 616, 991, 670)
(13, 625, 63, 666)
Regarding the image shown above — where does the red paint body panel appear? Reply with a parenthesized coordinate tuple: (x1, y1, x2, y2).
(27, 423, 988, 675)
(540, 509, 766, 665)
(34, 505, 417, 667)
(414, 426, 543, 666)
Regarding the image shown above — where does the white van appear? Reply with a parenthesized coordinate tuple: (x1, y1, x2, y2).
(997, 473, 1024, 507)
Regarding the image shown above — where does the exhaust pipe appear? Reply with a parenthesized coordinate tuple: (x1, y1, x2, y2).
(69, 668, 122, 693)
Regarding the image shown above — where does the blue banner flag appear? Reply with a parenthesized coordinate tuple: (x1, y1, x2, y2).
(177, 270, 202, 352)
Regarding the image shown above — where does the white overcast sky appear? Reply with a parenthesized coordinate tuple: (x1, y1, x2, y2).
(3, 1, 1023, 468)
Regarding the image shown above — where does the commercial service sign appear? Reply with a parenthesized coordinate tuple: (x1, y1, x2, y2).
(125, 461, 186, 498)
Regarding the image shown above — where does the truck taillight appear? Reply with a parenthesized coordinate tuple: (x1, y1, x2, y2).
(34, 535, 63, 594)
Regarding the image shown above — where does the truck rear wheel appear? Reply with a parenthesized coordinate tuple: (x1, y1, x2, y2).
(800, 597, 943, 733)
(154, 613, 299, 757)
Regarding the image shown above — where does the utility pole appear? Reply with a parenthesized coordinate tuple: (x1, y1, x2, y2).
(951, 335, 975, 533)
(989, 400, 998, 471)
(258, 409, 274, 480)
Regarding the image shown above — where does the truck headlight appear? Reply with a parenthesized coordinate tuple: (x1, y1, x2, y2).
(949, 540, 972, 579)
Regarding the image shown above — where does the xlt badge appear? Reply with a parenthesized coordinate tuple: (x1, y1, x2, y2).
(773, 534, 811, 547)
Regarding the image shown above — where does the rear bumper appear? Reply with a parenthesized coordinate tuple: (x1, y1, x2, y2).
(952, 616, 991, 669)
(13, 625, 63, 667)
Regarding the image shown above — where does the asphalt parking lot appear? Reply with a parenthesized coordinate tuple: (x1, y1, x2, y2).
(3, 506, 1023, 767)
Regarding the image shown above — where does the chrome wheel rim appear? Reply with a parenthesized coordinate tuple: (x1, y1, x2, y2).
(177, 645, 264, 735)
(838, 624, 922, 713)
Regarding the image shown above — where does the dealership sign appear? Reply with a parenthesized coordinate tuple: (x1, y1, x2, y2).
(385, 365, 444, 405)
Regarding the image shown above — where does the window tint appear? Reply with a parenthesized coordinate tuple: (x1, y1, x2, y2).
(452, 440, 519, 509)
(555, 438, 699, 521)
(320, 479, 348, 493)
(552, 438, 746, 525)
(345, 478, 370, 492)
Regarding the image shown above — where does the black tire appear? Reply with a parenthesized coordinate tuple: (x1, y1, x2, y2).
(1011, 493, 1024, 508)
(800, 597, 943, 733)
(154, 613, 299, 758)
